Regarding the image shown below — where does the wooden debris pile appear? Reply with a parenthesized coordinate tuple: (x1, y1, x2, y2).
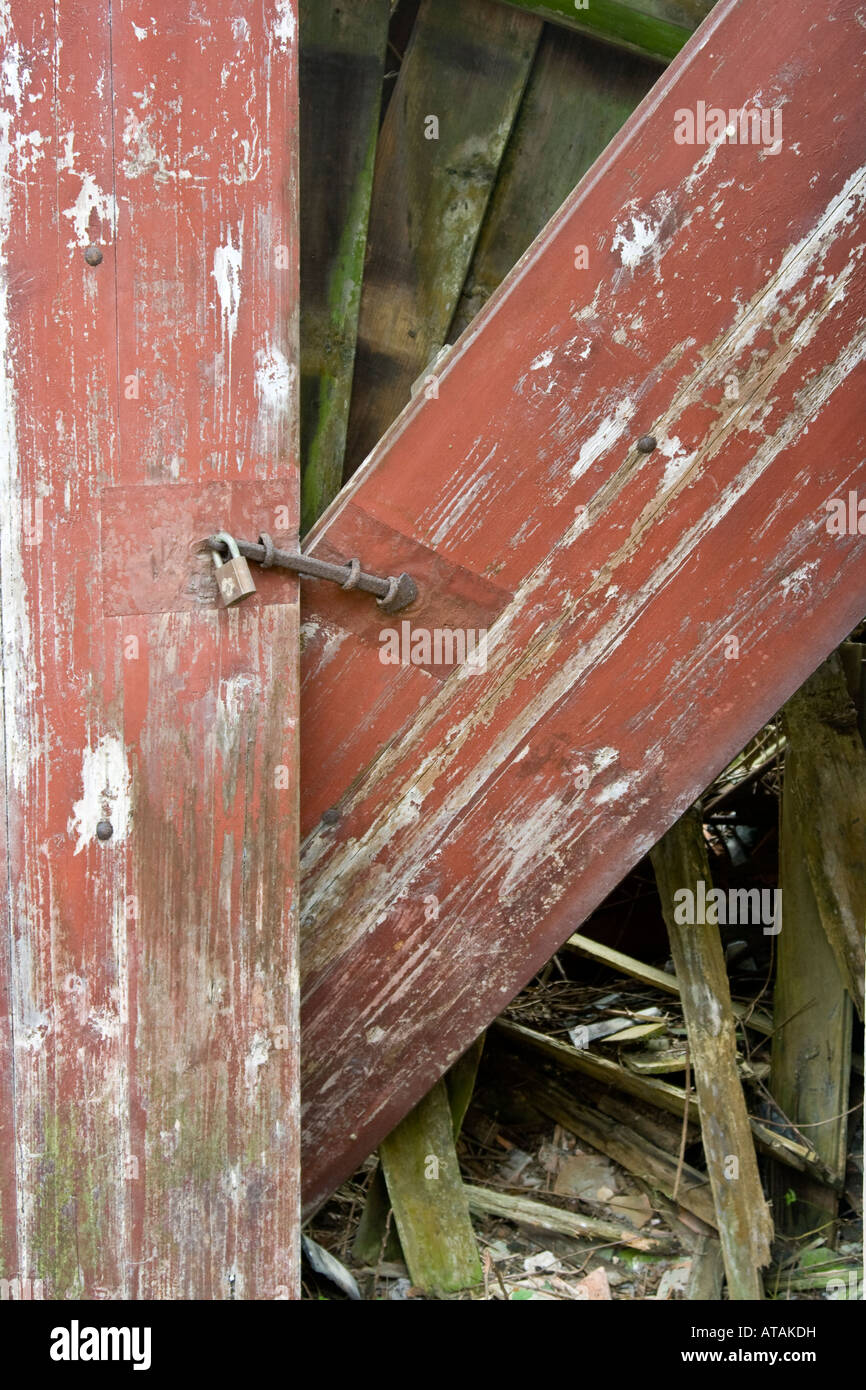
(303, 643, 864, 1300)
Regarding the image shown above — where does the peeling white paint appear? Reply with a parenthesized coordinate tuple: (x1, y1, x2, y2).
(612, 213, 660, 269)
(57, 135, 119, 248)
(530, 348, 555, 370)
(69, 735, 132, 855)
(254, 341, 291, 411)
(272, 0, 297, 51)
(213, 232, 243, 344)
(569, 397, 636, 481)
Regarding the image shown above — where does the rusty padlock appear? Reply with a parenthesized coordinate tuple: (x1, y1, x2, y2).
(211, 531, 256, 607)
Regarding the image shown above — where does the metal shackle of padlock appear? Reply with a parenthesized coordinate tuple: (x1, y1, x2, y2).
(210, 531, 257, 607)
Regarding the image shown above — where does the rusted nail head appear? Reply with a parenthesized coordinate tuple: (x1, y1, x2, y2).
(84, 245, 103, 266)
(322, 808, 341, 827)
(636, 434, 657, 453)
(96, 819, 114, 841)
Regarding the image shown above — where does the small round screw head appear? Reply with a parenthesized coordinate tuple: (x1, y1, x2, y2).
(321, 807, 341, 827)
(84, 244, 103, 266)
(636, 434, 657, 453)
(96, 819, 114, 841)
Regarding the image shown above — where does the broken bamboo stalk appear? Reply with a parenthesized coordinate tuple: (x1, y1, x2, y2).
(498, 0, 714, 63)
(651, 811, 773, 1299)
(378, 1077, 482, 1295)
(464, 1184, 677, 1250)
(781, 652, 866, 1017)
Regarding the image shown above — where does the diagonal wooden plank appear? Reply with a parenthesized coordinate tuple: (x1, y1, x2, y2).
(1, 0, 300, 1298)
(298, 0, 866, 1214)
(342, 0, 541, 477)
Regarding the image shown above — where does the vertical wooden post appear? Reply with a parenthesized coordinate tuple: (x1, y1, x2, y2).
(0, 0, 300, 1298)
(770, 653, 861, 1236)
(652, 812, 773, 1299)
(299, 0, 391, 532)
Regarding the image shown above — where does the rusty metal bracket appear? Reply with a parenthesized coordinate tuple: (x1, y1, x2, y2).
(207, 533, 418, 614)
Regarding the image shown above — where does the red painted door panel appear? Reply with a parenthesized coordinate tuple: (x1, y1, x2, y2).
(298, 0, 866, 1212)
(0, 0, 300, 1298)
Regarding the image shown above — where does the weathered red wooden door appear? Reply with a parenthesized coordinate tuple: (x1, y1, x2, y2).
(298, 0, 866, 1212)
(0, 1, 300, 1298)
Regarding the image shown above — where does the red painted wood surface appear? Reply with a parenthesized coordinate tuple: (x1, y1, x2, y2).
(0, 1, 300, 1298)
(299, 0, 866, 1213)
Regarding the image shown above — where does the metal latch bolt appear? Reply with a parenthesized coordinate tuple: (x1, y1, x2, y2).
(207, 532, 417, 614)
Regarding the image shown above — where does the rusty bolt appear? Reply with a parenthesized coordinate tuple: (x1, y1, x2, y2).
(96, 819, 113, 841)
(636, 434, 657, 453)
(321, 808, 341, 827)
(84, 245, 103, 266)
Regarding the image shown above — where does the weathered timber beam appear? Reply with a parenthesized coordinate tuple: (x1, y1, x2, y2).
(769, 654, 856, 1236)
(496, 0, 714, 63)
(651, 812, 772, 1299)
(343, 0, 540, 475)
(450, 23, 658, 337)
(299, 0, 391, 532)
(353, 1033, 485, 1269)
(780, 653, 866, 1017)
(378, 1079, 482, 1294)
(687, 1236, 724, 1300)
(465, 1184, 678, 1249)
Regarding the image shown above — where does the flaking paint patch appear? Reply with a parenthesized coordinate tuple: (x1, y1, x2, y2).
(273, 0, 296, 50)
(612, 213, 661, 269)
(69, 735, 132, 855)
(58, 136, 118, 249)
(570, 398, 636, 481)
(254, 340, 293, 440)
(213, 232, 243, 345)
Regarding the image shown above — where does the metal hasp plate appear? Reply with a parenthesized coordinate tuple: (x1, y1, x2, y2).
(208, 533, 418, 612)
(298, 0, 866, 1214)
(0, 2, 301, 1297)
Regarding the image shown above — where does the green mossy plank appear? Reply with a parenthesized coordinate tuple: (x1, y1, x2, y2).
(299, 0, 391, 532)
(379, 1078, 482, 1294)
(781, 653, 866, 1017)
(499, 0, 714, 63)
(444, 1032, 485, 1136)
(353, 1037, 484, 1269)
(451, 25, 658, 338)
(769, 736, 852, 1239)
(343, 0, 541, 477)
(651, 812, 773, 1300)
(352, 1166, 402, 1266)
